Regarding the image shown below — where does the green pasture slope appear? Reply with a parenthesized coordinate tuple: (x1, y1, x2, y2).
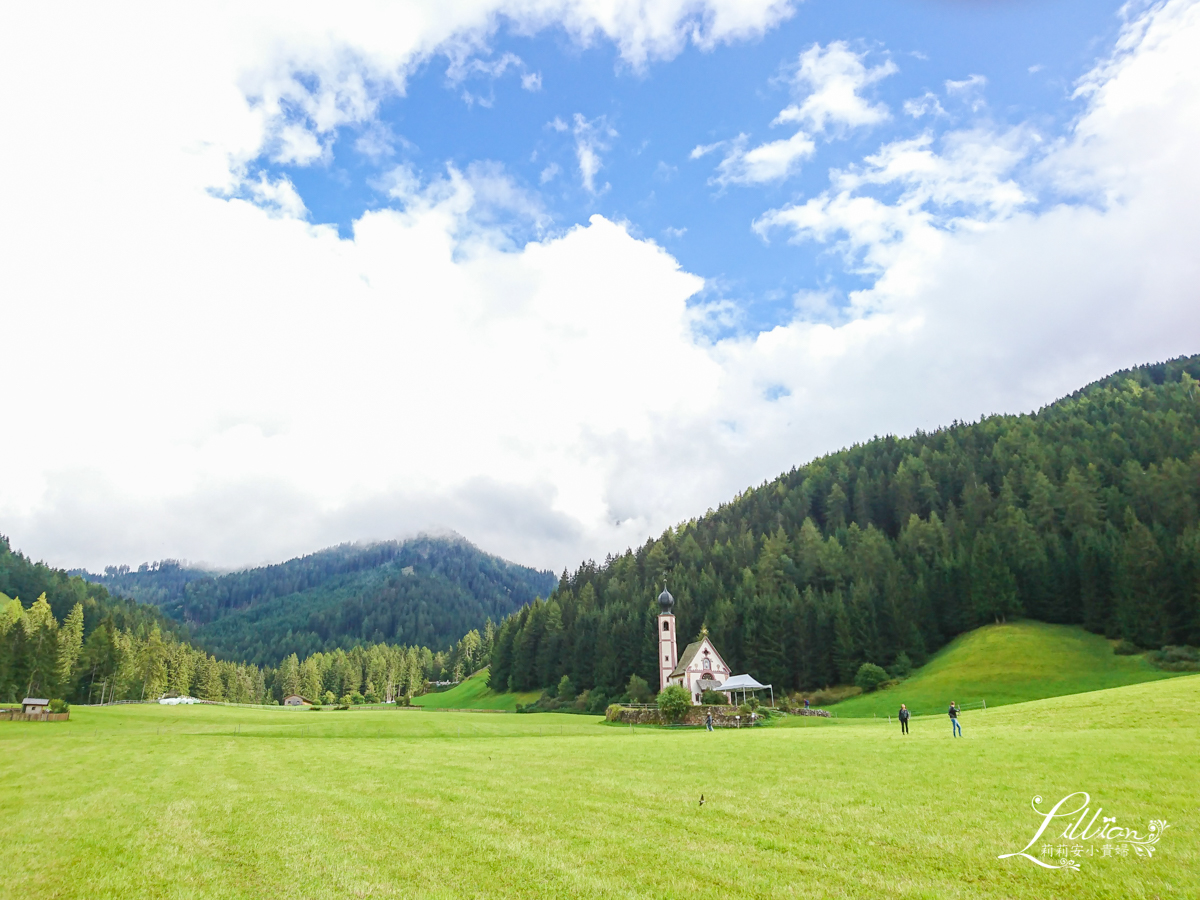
(411, 668, 541, 710)
(2, 676, 1197, 900)
(831, 621, 1183, 718)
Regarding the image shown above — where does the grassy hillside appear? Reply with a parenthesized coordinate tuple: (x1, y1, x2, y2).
(2, 675, 1196, 898)
(830, 620, 1182, 718)
(411, 668, 541, 710)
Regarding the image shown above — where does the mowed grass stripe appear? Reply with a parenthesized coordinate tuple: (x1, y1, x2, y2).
(2, 674, 1197, 899)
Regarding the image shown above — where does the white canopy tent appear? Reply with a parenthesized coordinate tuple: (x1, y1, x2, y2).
(720, 674, 773, 708)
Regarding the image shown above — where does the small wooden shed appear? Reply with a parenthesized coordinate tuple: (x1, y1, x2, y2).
(22, 698, 49, 715)
(282, 694, 311, 707)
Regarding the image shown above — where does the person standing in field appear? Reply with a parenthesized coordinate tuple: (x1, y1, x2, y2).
(899, 704, 910, 735)
(949, 701, 962, 737)
(705, 711, 713, 732)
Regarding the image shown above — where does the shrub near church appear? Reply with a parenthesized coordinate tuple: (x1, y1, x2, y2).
(656, 684, 692, 723)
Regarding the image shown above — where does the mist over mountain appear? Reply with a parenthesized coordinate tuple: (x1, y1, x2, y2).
(78, 534, 556, 665)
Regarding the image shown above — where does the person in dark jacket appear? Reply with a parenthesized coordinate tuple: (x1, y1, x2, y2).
(949, 701, 962, 737)
(705, 711, 714, 732)
(898, 704, 910, 735)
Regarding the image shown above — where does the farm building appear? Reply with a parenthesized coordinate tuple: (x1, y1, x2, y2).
(22, 698, 49, 715)
(282, 695, 311, 707)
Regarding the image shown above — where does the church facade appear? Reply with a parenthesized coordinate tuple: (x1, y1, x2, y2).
(656, 586, 731, 704)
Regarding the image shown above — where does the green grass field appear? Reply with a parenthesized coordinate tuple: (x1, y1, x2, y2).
(2, 674, 1197, 899)
(831, 621, 1183, 718)
(411, 669, 541, 710)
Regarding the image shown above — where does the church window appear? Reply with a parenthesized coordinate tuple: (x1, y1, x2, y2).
(662, 621, 670, 632)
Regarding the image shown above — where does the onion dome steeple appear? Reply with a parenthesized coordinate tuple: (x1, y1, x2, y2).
(657, 583, 675, 614)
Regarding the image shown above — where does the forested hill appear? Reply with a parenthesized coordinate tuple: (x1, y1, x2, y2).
(490, 355, 1200, 703)
(81, 535, 556, 665)
(2, 535, 175, 639)
(2, 534, 180, 701)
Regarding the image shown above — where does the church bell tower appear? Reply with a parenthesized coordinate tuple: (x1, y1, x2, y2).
(657, 585, 677, 692)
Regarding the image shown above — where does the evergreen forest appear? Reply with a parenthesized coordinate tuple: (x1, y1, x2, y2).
(489, 355, 1200, 704)
(79, 535, 555, 665)
(2, 536, 494, 705)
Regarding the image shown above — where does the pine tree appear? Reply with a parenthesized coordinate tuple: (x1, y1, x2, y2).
(21, 594, 59, 698)
(832, 591, 859, 683)
(488, 615, 517, 691)
(168, 643, 194, 697)
(535, 602, 563, 689)
(300, 656, 322, 701)
(140, 625, 169, 699)
(825, 484, 849, 531)
(1114, 509, 1165, 647)
(1062, 467, 1103, 533)
(510, 603, 542, 692)
(556, 674, 575, 701)
(202, 657, 224, 701)
(56, 603, 85, 691)
(969, 531, 1021, 624)
(277, 653, 301, 698)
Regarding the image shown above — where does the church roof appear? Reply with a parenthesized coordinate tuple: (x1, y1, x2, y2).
(669, 641, 702, 678)
(669, 637, 727, 678)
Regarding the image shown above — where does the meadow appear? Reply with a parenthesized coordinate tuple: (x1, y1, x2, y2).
(411, 673, 540, 711)
(2, 675, 1197, 900)
(831, 621, 1184, 718)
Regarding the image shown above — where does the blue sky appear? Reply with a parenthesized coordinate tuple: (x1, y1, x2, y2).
(273, 0, 1125, 334)
(2, 0, 1198, 571)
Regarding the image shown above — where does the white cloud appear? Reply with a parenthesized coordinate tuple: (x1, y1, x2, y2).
(774, 41, 897, 132)
(743, 0, 1199, 446)
(354, 122, 401, 160)
(752, 124, 1037, 308)
(522, 71, 543, 91)
(946, 73, 987, 94)
(521, 0, 798, 68)
(903, 92, 946, 119)
(245, 173, 309, 219)
(710, 131, 816, 185)
(540, 162, 561, 183)
(945, 73, 988, 111)
(374, 162, 423, 201)
(702, 41, 895, 186)
(1, 0, 1199, 579)
(445, 50, 524, 84)
(573, 113, 617, 194)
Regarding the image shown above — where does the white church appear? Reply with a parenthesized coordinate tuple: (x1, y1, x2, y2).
(657, 585, 733, 704)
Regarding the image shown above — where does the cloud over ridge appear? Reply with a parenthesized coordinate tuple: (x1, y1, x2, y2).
(1, 0, 1198, 574)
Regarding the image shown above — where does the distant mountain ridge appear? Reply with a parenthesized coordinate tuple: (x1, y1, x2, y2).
(79, 534, 556, 665)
